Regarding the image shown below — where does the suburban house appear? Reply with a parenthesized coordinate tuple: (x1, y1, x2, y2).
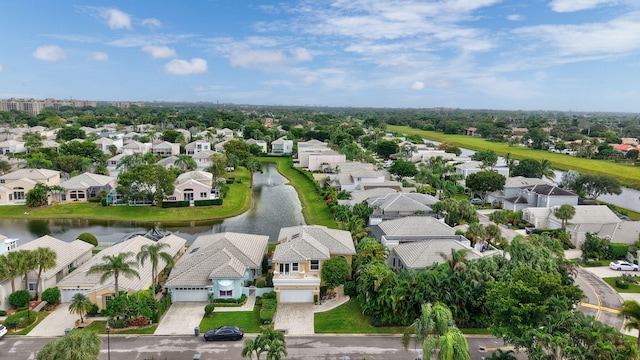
(0, 168, 61, 205)
(94, 137, 123, 155)
(271, 137, 294, 154)
(59, 172, 117, 202)
(0, 235, 94, 311)
(156, 155, 180, 170)
(367, 192, 439, 224)
(486, 176, 549, 206)
(0, 140, 26, 154)
(502, 184, 578, 212)
(185, 140, 212, 155)
(165, 232, 269, 302)
(0, 234, 18, 255)
(192, 149, 216, 170)
(523, 205, 640, 246)
(272, 225, 356, 303)
(369, 216, 456, 251)
(122, 140, 152, 155)
(170, 170, 220, 202)
(245, 138, 267, 153)
(389, 236, 484, 271)
(151, 141, 180, 157)
(57, 234, 186, 310)
(454, 161, 510, 178)
(296, 139, 344, 170)
(338, 187, 397, 208)
(328, 161, 394, 192)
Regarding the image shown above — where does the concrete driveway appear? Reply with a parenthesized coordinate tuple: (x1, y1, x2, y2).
(155, 303, 205, 336)
(27, 305, 77, 337)
(274, 303, 314, 335)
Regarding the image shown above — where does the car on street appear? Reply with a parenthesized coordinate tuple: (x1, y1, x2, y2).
(203, 326, 244, 341)
(0, 324, 7, 338)
(609, 260, 639, 271)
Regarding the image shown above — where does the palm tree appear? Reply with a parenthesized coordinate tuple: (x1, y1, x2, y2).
(87, 252, 140, 297)
(36, 330, 101, 360)
(401, 302, 471, 360)
(33, 247, 57, 299)
(553, 204, 575, 231)
(137, 243, 174, 292)
(243, 157, 262, 188)
(439, 248, 469, 272)
(14, 249, 36, 291)
(174, 155, 196, 171)
(539, 159, 555, 180)
(0, 252, 22, 292)
(241, 337, 266, 360)
(68, 293, 92, 324)
(261, 326, 288, 360)
(464, 223, 487, 247)
(620, 299, 640, 351)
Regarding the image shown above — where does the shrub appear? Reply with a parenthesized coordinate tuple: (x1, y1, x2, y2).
(41, 287, 61, 304)
(161, 200, 190, 208)
(109, 318, 128, 329)
(262, 291, 276, 299)
(128, 316, 150, 327)
(5, 309, 37, 329)
(616, 279, 630, 289)
(343, 281, 356, 297)
(77, 232, 98, 247)
(265, 272, 273, 287)
(255, 297, 262, 306)
(259, 309, 275, 324)
(262, 298, 276, 310)
(204, 304, 216, 316)
(610, 243, 630, 259)
(0, 310, 6, 316)
(9, 290, 30, 308)
(256, 280, 266, 288)
(87, 303, 99, 316)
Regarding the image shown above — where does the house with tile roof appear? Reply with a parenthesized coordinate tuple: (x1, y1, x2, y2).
(0, 235, 94, 310)
(0, 168, 61, 205)
(367, 192, 438, 223)
(59, 172, 117, 202)
(502, 183, 578, 211)
(57, 234, 186, 310)
(272, 225, 356, 303)
(165, 232, 269, 302)
(369, 216, 457, 250)
(185, 140, 212, 155)
(389, 236, 485, 271)
(271, 137, 293, 154)
(486, 176, 549, 206)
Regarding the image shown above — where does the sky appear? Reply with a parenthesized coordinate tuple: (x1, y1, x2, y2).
(2, 0, 640, 112)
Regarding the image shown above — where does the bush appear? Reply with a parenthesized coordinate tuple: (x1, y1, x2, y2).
(9, 290, 30, 308)
(194, 198, 223, 206)
(5, 309, 37, 329)
(259, 309, 275, 324)
(0, 310, 6, 316)
(256, 280, 266, 288)
(255, 297, 262, 306)
(204, 303, 216, 316)
(87, 303, 99, 316)
(161, 200, 190, 208)
(265, 272, 273, 287)
(610, 243, 630, 259)
(41, 287, 61, 304)
(262, 291, 276, 299)
(262, 298, 276, 310)
(616, 279, 630, 289)
(109, 318, 129, 329)
(77, 232, 98, 247)
(343, 281, 356, 297)
(128, 316, 149, 327)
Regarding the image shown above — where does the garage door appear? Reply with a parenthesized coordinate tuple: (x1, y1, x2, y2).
(280, 289, 313, 303)
(61, 288, 91, 303)
(172, 288, 210, 302)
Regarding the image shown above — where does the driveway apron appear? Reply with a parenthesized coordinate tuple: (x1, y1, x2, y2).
(274, 303, 314, 335)
(27, 306, 77, 337)
(155, 303, 206, 336)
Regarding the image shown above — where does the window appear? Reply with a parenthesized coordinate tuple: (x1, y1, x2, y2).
(219, 290, 232, 297)
(28, 283, 36, 292)
(105, 295, 112, 305)
(279, 263, 290, 274)
(292, 262, 299, 272)
(67, 263, 74, 271)
(310, 260, 320, 270)
(200, 192, 207, 198)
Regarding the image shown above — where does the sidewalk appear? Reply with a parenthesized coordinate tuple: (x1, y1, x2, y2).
(314, 285, 349, 313)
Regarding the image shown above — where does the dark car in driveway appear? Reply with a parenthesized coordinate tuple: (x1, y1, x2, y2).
(203, 326, 244, 341)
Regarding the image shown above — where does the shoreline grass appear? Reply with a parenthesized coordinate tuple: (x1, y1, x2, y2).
(389, 125, 640, 189)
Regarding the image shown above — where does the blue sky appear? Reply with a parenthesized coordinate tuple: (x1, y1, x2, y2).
(2, 0, 640, 112)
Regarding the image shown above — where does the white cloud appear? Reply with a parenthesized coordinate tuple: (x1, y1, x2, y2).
(507, 14, 524, 21)
(410, 81, 425, 90)
(230, 50, 290, 70)
(142, 45, 177, 59)
(290, 47, 312, 62)
(549, 0, 618, 13)
(142, 18, 162, 29)
(33, 45, 66, 61)
(90, 52, 109, 61)
(164, 58, 207, 75)
(103, 8, 132, 29)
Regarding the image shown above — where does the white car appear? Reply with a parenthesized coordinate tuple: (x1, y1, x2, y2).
(0, 324, 7, 338)
(609, 260, 639, 271)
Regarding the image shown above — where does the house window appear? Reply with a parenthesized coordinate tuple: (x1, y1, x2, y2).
(219, 290, 232, 297)
(28, 283, 36, 292)
(292, 263, 299, 272)
(279, 263, 290, 274)
(105, 295, 112, 305)
(310, 260, 320, 271)
(67, 263, 74, 271)
(200, 192, 207, 198)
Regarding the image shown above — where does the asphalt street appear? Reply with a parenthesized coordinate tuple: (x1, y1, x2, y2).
(0, 335, 518, 360)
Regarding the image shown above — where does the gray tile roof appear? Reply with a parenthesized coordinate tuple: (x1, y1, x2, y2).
(525, 184, 576, 197)
(165, 232, 268, 286)
(15, 235, 94, 281)
(368, 193, 437, 213)
(60, 172, 115, 190)
(393, 239, 482, 270)
(273, 225, 356, 263)
(378, 216, 455, 236)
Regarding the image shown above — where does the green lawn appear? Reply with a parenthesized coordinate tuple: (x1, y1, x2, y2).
(74, 320, 157, 334)
(199, 306, 262, 333)
(389, 125, 640, 189)
(603, 277, 640, 293)
(314, 299, 405, 334)
(4, 311, 49, 336)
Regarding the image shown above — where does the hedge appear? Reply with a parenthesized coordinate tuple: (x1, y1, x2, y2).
(194, 199, 223, 206)
(262, 298, 276, 310)
(77, 232, 98, 247)
(616, 279, 630, 289)
(260, 309, 275, 324)
(161, 200, 190, 208)
(610, 243, 630, 259)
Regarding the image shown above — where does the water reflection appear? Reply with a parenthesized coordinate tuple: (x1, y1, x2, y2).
(0, 163, 305, 246)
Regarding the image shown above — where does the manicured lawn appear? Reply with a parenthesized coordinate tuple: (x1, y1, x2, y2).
(0, 168, 252, 222)
(314, 299, 404, 334)
(389, 125, 640, 189)
(199, 306, 262, 333)
(4, 311, 49, 336)
(74, 320, 157, 334)
(603, 277, 640, 293)
(579, 260, 611, 267)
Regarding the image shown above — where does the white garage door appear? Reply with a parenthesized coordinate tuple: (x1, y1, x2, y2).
(172, 288, 210, 302)
(61, 288, 91, 303)
(280, 289, 313, 303)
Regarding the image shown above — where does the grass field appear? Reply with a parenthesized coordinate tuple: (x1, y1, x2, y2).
(389, 125, 640, 189)
(199, 306, 262, 333)
(314, 299, 404, 334)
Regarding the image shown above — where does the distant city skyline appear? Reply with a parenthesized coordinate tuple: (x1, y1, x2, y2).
(2, 1, 640, 112)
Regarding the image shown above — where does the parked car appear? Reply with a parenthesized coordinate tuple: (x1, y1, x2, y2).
(0, 324, 7, 338)
(203, 326, 244, 341)
(470, 198, 484, 205)
(609, 260, 639, 271)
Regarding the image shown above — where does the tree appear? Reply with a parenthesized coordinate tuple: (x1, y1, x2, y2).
(36, 330, 101, 360)
(33, 247, 57, 300)
(437, 141, 462, 156)
(116, 164, 176, 205)
(569, 173, 622, 200)
(471, 150, 498, 169)
(68, 293, 92, 324)
(22, 131, 44, 153)
(465, 171, 505, 202)
(77, 232, 98, 247)
(242, 326, 287, 360)
(401, 302, 471, 360)
(243, 157, 262, 188)
(388, 159, 418, 180)
(321, 256, 351, 289)
(223, 140, 251, 162)
(375, 139, 399, 159)
(626, 149, 639, 161)
(0, 159, 11, 175)
(511, 159, 544, 178)
(620, 299, 640, 351)
(137, 242, 174, 292)
(173, 155, 196, 171)
(56, 126, 86, 141)
(553, 204, 575, 231)
(0, 251, 23, 293)
(87, 252, 140, 297)
(432, 198, 478, 227)
(465, 223, 487, 247)
(13, 249, 36, 291)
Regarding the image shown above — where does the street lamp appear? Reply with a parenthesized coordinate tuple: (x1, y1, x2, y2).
(106, 325, 111, 360)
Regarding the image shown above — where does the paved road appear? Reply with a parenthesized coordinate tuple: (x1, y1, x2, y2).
(0, 335, 518, 360)
(575, 267, 626, 332)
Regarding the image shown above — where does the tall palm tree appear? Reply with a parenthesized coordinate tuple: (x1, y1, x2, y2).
(538, 159, 555, 180)
(0, 252, 22, 292)
(33, 247, 57, 299)
(243, 157, 262, 188)
(87, 252, 140, 297)
(464, 223, 487, 247)
(36, 330, 101, 360)
(68, 293, 92, 324)
(620, 299, 640, 351)
(137, 243, 174, 292)
(14, 249, 36, 291)
(174, 155, 196, 171)
(402, 302, 471, 360)
(553, 204, 576, 231)
(439, 248, 469, 272)
(242, 336, 267, 360)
